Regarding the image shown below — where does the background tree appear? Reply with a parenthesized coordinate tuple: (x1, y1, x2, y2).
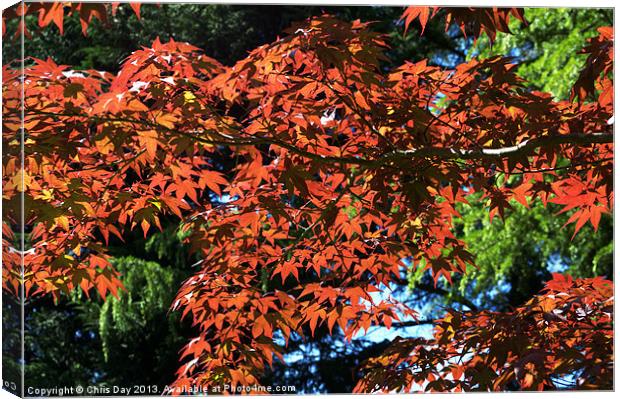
(407, 6, 613, 318)
(3, 3, 465, 70)
(471, 8, 614, 99)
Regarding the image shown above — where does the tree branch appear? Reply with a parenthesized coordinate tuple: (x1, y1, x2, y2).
(22, 109, 613, 169)
(392, 318, 435, 328)
(394, 277, 479, 311)
(378, 132, 613, 164)
(414, 281, 479, 312)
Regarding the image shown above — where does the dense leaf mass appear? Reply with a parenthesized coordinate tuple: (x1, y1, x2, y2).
(2, 5, 614, 393)
(355, 274, 613, 392)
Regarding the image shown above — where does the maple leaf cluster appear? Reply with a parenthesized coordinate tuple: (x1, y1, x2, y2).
(401, 6, 526, 41)
(2, 38, 225, 297)
(355, 274, 613, 392)
(2, 1, 141, 36)
(1, 5, 614, 392)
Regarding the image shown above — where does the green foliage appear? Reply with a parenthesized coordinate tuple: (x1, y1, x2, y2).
(145, 224, 192, 269)
(472, 8, 613, 99)
(409, 196, 613, 311)
(92, 226, 195, 386)
(20, 225, 195, 388)
(99, 257, 176, 362)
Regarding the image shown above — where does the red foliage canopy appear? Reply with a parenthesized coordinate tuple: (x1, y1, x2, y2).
(355, 274, 613, 392)
(1, 5, 614, 392)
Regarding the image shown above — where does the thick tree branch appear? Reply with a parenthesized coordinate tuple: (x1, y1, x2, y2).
(392, 318, 435, 328)
(22, 109, 613, 168)
(393, 277, 479, 311)
(414, 282, 479, 312)
(378, 132, 613, 165)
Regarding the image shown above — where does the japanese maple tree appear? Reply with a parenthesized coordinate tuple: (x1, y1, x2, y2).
(2, 3, 613, 393)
